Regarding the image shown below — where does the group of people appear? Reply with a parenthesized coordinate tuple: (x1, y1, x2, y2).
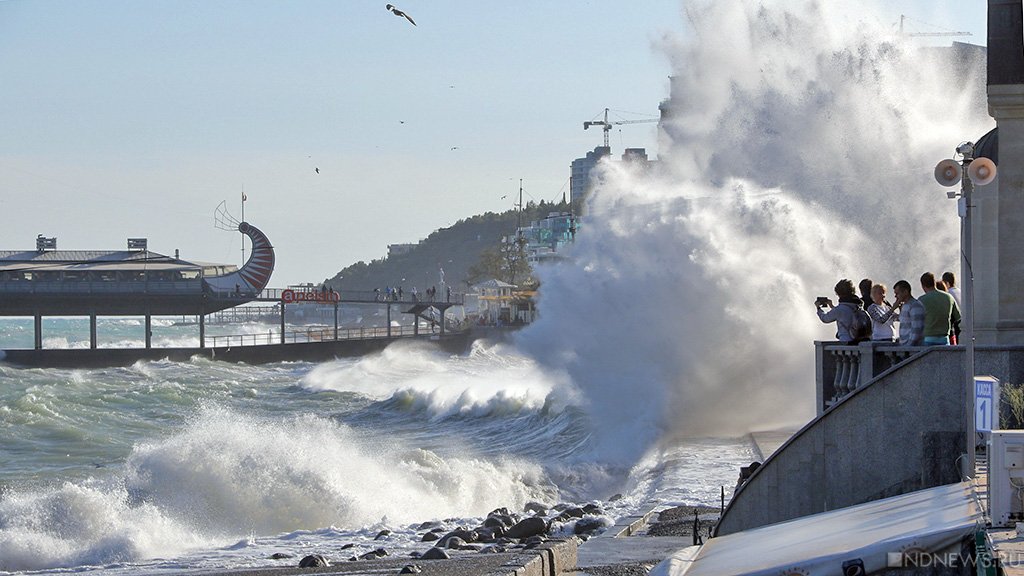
(372, 285, 452, 303)
(815, 272, 962, 346)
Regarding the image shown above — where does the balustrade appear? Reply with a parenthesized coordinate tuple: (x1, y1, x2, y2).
(815, 341, 920, 414)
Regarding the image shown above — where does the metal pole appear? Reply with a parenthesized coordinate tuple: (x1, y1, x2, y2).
(334, 302, 339, 341)
(962, 164, 977, 478)
(241, 189, 246, 265)
(280, 303, 286, 344)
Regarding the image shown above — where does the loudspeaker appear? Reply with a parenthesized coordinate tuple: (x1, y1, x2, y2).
(934, 159, 962, 187)
(968, 157, 997, 186)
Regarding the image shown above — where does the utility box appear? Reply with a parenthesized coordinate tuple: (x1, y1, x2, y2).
(988, 431, 1024, 527)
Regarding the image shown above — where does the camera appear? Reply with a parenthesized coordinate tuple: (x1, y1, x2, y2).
(815, 296, 831, 307)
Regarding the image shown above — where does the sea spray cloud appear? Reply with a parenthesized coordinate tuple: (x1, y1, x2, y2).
(518, 0, 991, 465)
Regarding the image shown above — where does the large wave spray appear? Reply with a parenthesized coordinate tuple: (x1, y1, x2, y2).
(519, 0, 991, 464)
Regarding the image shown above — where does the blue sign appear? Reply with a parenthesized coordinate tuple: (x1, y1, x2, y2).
(976, 377, 998, 433)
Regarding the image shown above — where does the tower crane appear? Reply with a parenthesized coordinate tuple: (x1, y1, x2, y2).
(898, 15, 971, 38)
(583, 108, 659, 148)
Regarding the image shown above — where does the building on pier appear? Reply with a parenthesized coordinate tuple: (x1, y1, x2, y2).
(0, 222, 275, 349)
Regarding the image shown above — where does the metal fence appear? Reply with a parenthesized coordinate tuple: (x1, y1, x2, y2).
(205, 324, 432, 348)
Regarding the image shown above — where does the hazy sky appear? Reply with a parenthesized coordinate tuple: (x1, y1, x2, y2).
(0, 0, 988, 286)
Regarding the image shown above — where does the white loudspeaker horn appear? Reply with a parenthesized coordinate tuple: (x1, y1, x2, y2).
(934, 159, 962, 187)
(968, 157, 997, 186)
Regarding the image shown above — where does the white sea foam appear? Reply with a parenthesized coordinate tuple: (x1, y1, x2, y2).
(0, 404, 558, 572)
(301, 341, 570, 419)
(0, 481, 202, 572)
(132, 404, 555, 524)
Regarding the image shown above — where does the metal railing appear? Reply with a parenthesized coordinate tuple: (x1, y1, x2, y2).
(0, 279, 203, 294)
(255, 288, 465, 305)
(815, 341, 923, 415)
(206, 324, 437, 348)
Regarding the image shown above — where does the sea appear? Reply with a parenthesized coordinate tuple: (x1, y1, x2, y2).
(0, 317, 755, 574)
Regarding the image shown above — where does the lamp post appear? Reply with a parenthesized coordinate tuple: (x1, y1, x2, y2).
(935, 143, 998, 478)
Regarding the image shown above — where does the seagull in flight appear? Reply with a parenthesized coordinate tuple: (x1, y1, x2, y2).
(315, 167, 320, 174)
(385, 4, 416, 26)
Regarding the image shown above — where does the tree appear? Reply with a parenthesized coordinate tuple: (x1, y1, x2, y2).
(503, 233, 532, 287)
(467, 236, 533, 287)
(467, 247, 505, 285)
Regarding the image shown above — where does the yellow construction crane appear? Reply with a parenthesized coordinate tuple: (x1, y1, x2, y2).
(583, 108, 659, 148)
(898, 15, 971, 38)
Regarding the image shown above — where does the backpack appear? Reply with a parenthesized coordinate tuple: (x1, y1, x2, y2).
(850, 306, 872, 343)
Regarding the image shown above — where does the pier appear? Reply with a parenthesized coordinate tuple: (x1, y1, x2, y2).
(0, 287, 468, 368)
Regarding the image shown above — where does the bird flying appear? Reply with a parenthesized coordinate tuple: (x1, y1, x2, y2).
(385, 4, 416, 26)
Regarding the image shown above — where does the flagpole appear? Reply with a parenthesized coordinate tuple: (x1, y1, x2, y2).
(241, 188, 246, 265)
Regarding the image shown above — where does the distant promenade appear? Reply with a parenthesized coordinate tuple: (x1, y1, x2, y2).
(0, 286, 472, 368)
(0, 329, 474, 369)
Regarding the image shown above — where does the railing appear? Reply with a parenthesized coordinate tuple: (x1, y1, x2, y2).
(0, 280, 203, 294)
(815, 341, 923, 415)
(255, 288, 465, 305)
(206, 324, 432, 348)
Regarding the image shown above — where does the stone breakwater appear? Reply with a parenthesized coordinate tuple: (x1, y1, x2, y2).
(273, 500, 614, 570)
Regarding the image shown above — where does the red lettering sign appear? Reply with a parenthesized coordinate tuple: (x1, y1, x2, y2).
(281, 289, 340, 304)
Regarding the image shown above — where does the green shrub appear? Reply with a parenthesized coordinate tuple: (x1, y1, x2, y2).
(1001, 382, 1024, 430)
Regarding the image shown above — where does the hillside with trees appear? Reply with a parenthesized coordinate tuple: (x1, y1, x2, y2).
(327, 200, 569, 293)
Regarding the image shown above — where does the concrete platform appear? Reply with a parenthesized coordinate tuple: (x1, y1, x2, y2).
(576, 538, 692, 568)
(748, 430, 796, 461)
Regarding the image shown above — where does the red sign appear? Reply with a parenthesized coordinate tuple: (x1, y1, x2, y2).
(282, 289, 340, 304)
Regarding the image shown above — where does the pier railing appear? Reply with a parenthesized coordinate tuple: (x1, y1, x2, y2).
(206, 324, 434, 348)
(255, 288, 465, 305)
(815, 341, 925, 415)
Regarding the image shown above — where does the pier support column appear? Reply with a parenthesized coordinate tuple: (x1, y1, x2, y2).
(145, 315, 152, 349)
(280, 304, 286, 344)
(387, 305, 391, 337)
(34, 314, 42, 350)
(334, 303, 339, 341)
(90, 313, 97, 349)
(199, 314, 206, 349)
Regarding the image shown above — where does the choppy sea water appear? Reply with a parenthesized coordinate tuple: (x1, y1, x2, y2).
(0, 317, 755, 575)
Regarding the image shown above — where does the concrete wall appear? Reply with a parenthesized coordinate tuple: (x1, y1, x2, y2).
(717, 347, 1024, 536)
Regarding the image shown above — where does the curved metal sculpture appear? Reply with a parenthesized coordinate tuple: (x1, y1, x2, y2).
(204, 222, 275, 295)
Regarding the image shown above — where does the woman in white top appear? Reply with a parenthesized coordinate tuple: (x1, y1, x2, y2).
(867, 283, 898, 341)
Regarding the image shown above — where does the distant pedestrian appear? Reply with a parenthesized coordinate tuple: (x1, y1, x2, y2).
(892, 280, 925, 346)
(815, 279, 864, 344)
(398, 286, 404, 300)
(918, 272, 960, 345)
(935, 279, 960, 344)
(866, 283, 898, 342)
(446, 285, 451, 302)
(942, 271, 962, 310)
(858, 278, 873, 311)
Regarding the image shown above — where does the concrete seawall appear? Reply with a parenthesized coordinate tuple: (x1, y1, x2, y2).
(1, 332, 473, 368)
(718, 346, 1024, 536)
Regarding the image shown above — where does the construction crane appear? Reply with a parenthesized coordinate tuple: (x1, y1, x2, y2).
(898, 15, 971, 38)
(583, 108, 659, 148)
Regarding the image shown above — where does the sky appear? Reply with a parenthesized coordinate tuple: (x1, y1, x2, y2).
(0, 0, 990, 286)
